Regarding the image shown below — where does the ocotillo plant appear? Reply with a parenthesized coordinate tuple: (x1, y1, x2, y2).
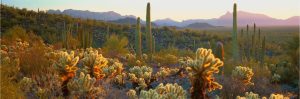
(146, 2, 153, 56)
(232, 3, 240, 61)
(135, 17, 142, 59)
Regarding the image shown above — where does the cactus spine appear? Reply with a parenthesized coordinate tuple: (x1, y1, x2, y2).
(146, 2, 153, 56)
(232, 3, 239, 61)
(135, 17, 142, 59)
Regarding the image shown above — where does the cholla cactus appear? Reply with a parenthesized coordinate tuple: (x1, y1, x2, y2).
(128, 66, 153, 89)
(178, 56, 193, 67)
(139, 83, 187, 99)
(186, 48, 223, 99)
(269, 94, 289, 99)
(67, 72, 102, 98)
(127, 89, 138, 99)
(81, 48, 108, 79)
(236, 92, 260, 99)
(113, 73, 127, 86)
(52, 51, 79, 81)
(232, 66, 254, 85)
(102, 59, 123, 77)
(155, 67, 179, 78)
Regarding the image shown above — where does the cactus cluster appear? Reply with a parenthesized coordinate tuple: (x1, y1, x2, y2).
(155, 67, 179, 78)
(102, 59, 124, 78)
(237, 92, 290, 99)
(51, 51, 79, 81)
(81, 48, 108, 79)
(186, 48, 224, 99)
(232, 66, 254, 85)
(128, 66, 153, 89)
(236, 92, 260, 99)
(67, 72, 102, 98)
(139, 83, 187, 99)
(267, 94, 289, 99)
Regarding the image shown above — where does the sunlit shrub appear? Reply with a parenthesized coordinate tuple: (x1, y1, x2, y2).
(102, 34, 129, 58)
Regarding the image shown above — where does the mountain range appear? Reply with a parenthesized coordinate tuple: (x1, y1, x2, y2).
(47, 9, 299, 28)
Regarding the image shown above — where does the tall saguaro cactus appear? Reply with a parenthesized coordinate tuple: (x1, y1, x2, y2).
(146, 2, 153, 56)
(232, 3, 239, 61)
(260, 36, 266, 66)
(135, 17, 142, 59)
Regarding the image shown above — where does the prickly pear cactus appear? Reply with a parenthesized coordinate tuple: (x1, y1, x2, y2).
(232, 66, 254, 85)
(81, 48, 108, 79)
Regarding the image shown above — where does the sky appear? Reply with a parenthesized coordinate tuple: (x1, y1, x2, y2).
(3, 0, 300, 21)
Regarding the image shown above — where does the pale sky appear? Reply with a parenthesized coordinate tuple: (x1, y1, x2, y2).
(3, 0, 300, 21)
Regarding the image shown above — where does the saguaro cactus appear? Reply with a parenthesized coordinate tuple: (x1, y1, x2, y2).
(146, 2, 153, 55)
(232, 3, 240, 61)
(135, 17, 142, 59)
(152, 35, 155, 54)
(260, 36, 266, 66)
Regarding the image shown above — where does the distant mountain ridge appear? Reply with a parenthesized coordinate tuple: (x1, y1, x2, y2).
(47, 9, 136, 21)
(47, 9, 299, 27)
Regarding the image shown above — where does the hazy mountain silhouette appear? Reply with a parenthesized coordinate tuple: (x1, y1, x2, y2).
(47, 9, 299, 27)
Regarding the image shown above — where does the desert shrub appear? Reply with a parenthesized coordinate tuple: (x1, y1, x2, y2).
(153, 54, 178, 66)
(0, 56, 24, 98)
(102, 34, 129, 58)
(267, 61, 298, 86)
(2, 25, 29, 43)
